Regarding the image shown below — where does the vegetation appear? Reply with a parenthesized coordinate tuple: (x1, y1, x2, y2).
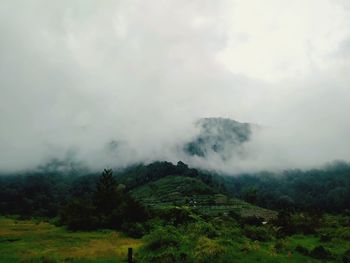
(0, 216, 141, 262)
(1, 160, 350, 262)
(219, 161, 350, 212)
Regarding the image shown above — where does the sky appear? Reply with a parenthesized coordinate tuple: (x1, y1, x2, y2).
(1, 0, 350, 173)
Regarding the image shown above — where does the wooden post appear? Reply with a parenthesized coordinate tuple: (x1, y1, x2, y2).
(128, 247, 133, 263)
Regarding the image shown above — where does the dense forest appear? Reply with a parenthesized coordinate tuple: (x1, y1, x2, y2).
(219, 161, 350, 212)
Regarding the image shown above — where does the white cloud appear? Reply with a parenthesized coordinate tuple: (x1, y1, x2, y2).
(217, 0, 349, 81)
(0, 0, 350, 173)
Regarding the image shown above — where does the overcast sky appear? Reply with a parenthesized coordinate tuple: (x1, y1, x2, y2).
(1, 0, 350, 173)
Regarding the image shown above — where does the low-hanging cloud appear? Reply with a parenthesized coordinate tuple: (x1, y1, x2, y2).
(1, 0, 350, 173)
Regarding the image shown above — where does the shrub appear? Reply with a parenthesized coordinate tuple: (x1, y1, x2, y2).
(339, 228, 350, 241)
(274, 239, 288, 253)
(228, 210, 241, 221)
(187, 222, 218, 238)
(240, 216, 264, 226)
(295, 245, 309, 255)
(59, 198, 98, 230)
(140, 226, 191, 263)
(159, 207, 195, 226)
(144, 226, 183, 251)
(243, 226, 272, 241)
(144, 250, 189, 263)
(343, 249, 350, 263)
(194, 236, 225, 263)
(122, 222, 146, 238)
(319, 233, 332, 242)
(310, 245, 332, 259)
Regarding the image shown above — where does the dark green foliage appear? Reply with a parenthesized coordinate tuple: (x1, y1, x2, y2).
(240, 215, 264, 226)
(60, 169, 150, 231)
(94, 169, 120, 214)
(116, 161, 199, 190)
(274, 210, 323, 237)
(243, 226, 272, 241)
(197, 223, 219, 238)
(310, 245, 332, 259)
(343, 249, 350, 263)
(158, 207, 195, 226)
(121, 222, 146, 238)
(274, 239, 288, 253)
(220, 161, 350, 212)
(59, 198, 98, 230)
(145, 226, 183, 251)
(140, 226, 192, 263)
(295, 245, 309, 255)
(242, 186, 258, 204)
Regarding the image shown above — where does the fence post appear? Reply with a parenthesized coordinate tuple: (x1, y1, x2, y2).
(128, 247, 133, 263)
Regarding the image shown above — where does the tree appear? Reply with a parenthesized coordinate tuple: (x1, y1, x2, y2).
(93, 169, 123, 228)
(242, 186, 258, 204)
(94, 169, 121, 213)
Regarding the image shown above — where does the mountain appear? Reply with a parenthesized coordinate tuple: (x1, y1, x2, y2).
(184, 117, 253, 160)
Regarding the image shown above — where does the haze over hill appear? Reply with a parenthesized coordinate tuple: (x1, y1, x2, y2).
(1, 1, 350, 173)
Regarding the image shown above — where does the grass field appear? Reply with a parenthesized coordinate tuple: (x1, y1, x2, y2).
(1, 215, 350, 262)
(0, 217, 142, 263)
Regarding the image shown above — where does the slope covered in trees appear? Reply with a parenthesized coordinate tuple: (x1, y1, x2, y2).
(219, 161, 350, 212)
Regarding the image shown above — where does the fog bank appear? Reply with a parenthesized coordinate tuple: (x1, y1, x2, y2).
(1, 0, 350, 173)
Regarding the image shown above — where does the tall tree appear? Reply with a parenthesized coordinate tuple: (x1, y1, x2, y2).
(94, 169, 121, 216)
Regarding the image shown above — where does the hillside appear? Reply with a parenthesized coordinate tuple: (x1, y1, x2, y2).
(131, 175, 276, 220)
(113, 161, 276, 220)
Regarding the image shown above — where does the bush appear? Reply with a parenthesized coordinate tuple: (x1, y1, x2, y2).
(140, 226, 191, 263)
(274, 239, 288, 253)
(159, 207, 195, 226)
(339, 228, 350, 241)
(59, 198, 98, 230)
(243, 226, 272, 241)
(295, 245, 309, 255)
(144, 226, 183, 251)
(310, 245, 332, 259)
(228, 210, 241, 221)
(187, 222, 218, 238)
(143, 250, 189, 263)
(343, 249, 350, 263)
(194, 236, 225, 263)
(240, 216, 264, 226)
(122, 222, 146, 238)
(319, 233, 332, 242)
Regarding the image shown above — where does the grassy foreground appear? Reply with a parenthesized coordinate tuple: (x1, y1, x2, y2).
(1, 214, 350, 262)
(0, 217, 141, 262)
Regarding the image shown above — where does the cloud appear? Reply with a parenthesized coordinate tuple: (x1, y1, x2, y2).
(0, 0, 350, 173)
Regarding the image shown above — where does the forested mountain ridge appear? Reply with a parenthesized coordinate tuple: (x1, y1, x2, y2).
(1, 160, 349, 219)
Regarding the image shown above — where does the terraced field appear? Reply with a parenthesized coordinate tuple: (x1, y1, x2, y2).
(131, 175, 277, 220)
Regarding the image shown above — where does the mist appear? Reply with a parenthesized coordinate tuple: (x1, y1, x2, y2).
(1, 0, 350, 173)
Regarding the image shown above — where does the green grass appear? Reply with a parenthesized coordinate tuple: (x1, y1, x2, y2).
(0, 217, 142, 263)
(1, 214, 349, 262)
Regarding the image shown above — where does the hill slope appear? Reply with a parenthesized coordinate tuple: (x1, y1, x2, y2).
(115, 161, 276, 220)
